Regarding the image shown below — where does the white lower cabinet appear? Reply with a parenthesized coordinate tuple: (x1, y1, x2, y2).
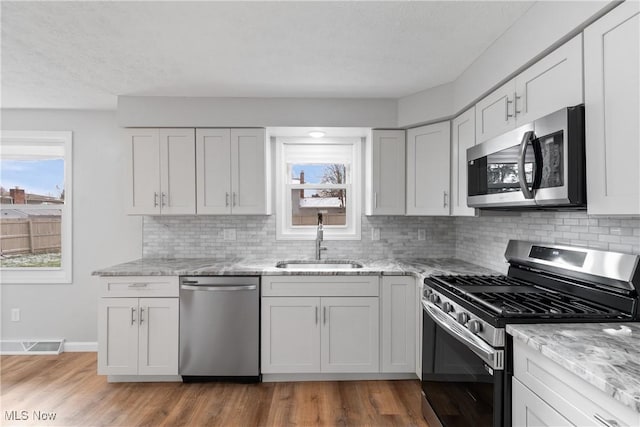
(261, 297, 321, 373)
(512, 339, 639, 427)
(97, 276, 179, 378)
(261, 275, 380, 375)
(381, 276, 416, 373)
(261, 296, 379, 374)
(512, 378, 572, 427)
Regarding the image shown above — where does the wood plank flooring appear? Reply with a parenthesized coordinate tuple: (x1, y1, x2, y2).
(1, 353, 432, 426)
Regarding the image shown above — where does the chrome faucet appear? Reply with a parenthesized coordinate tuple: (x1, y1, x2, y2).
(315, 213, 327, 260)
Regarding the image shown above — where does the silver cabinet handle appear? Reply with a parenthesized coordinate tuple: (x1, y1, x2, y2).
(161, 192, 167, 207)
(323, 306, 327, 325)
(514, 92, 521, 117)
(153, 192, 159, 207)
(225, 192, 230, 207)
(233, 192, 237, 206)
(374, 192, 378, 208)
(506, 96, 514, 119)
(443, 191, 448, 208)
(128, 283, 149, 288)
(131, 307, 136, 325)
(139, 307, 145, 324)
(315, 306, 318, 324)
(594, 414, 620, 427)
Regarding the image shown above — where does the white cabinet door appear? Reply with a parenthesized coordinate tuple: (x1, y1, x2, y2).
(261, 297, 321, 373)
(127, 129, 161, 215)
(138, 298, 179, 375)
(585, 1, 640, 215)
(515, 34, 583, 125)
(159, 129, 196, 215)
(381, 276, 415, 373)
(476, 36, 584, 145)
(196, 129, 232, 214)
(368, 130, 406, 215)
(512, 378, 572, 427)
(406, 122, 451, 215)
(98, 298, 139, 375)
(321, 297, 379, 373)
(475, 80, 516, 144)
(450, 107, 476, 216)
(231, 128, 268, 215)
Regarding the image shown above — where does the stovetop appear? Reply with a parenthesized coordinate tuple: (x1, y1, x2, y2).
(428, 274, 623, 319)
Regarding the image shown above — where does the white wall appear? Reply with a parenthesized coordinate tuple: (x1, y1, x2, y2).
(1, 109, 142, 344)
(118, 96, 398, 128)
(398, 1, 618, 127)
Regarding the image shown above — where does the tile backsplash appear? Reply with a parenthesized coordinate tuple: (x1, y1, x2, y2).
(143, 211, 639, 274)
(455, 211, 640, 273)
(143, 215, 456, 259)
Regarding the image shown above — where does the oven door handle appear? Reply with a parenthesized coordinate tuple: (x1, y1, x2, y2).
(422, 299, 504, 371)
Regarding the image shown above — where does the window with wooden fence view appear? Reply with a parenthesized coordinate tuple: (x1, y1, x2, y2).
(1, 154, 64, 268)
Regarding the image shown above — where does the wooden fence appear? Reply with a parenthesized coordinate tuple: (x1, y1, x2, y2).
(0, 218, 61, 255)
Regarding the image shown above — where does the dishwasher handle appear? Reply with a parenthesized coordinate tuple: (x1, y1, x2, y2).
(180, 284, 257, 292)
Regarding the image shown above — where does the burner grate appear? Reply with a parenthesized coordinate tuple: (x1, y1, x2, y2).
(430, 274, 622, 318)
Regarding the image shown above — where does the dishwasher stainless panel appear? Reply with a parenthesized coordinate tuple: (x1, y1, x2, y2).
(179, 276, 260, 382)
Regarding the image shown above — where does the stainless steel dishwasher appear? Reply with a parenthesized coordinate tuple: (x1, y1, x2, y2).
(179, 276, 260, 382)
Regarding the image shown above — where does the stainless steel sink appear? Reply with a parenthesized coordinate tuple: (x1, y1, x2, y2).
(275, 260, 363, 269)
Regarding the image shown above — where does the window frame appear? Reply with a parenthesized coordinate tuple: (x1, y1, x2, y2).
(0, 130, 73, 284)
(275, 137, 361, 240)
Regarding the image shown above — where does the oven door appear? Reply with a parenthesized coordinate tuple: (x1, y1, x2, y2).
(421, 299, 504, 427)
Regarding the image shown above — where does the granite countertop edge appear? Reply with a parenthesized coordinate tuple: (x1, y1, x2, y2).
(92, 257, 498, 278)
(507, 323, 640, 414)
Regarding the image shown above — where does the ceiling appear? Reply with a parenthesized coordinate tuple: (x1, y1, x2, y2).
(1, 1, 534, 110)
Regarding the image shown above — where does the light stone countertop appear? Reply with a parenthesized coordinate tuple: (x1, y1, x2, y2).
(507, 323, 640, 414)
(92, 257, 498, 279)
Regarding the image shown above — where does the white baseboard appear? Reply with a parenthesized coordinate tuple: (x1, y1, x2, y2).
(63, 341, 97, 352)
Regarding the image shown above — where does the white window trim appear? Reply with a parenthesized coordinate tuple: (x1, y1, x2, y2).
(275, 137, 361, 240)
(0, 130, 73, 284)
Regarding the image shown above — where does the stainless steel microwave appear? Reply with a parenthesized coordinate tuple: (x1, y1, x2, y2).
(467, 105, 586, 209)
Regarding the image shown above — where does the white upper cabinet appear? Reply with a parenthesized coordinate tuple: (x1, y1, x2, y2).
(231, 129, 269, 215)
(406, 121, 451, 215)
(584, 1, 640, 215)
(126, 128, 196, 215)
(366, 130, 406, 215)
(196, 129, 232, 214)
(476, 34, 583, 144)
(196, 128, 269, 215)
(450, 107, 476, 216)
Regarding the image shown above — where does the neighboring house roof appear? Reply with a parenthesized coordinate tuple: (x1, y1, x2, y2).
(299, 197, 343, 208)
(0, 208, 62, 219)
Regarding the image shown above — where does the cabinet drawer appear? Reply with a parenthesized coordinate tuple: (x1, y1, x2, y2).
(513, 339, 639, 427)
(99, 276, 179, 297)
(262, 275, 379, 297)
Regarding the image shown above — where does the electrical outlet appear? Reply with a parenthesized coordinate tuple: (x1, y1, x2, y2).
(418, 229, 426, 241)
(11, 308, 20, 322)
(371, 228, 380, 241)
(223, 228, 237, 241)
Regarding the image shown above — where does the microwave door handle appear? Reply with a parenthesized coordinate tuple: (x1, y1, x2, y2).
(518, 131, 536, 199)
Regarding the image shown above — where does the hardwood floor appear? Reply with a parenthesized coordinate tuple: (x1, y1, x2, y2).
(1, 353, 431, 426)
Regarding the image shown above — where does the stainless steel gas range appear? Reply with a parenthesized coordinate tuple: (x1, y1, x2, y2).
(421, 240, 640, 427)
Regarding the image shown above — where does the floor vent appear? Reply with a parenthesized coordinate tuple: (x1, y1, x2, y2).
(0, 340, 64, 355)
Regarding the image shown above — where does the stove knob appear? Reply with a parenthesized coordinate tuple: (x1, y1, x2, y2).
(428, 294, 440, 304)
(442, 302, 454, 313)
(468, 320, 483, 334)
(456, 312, 470, 325)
